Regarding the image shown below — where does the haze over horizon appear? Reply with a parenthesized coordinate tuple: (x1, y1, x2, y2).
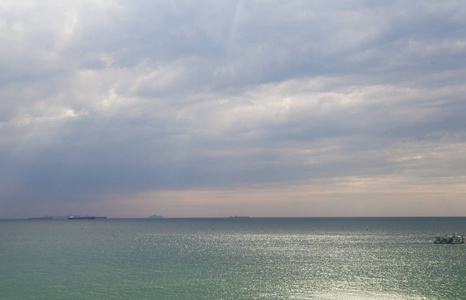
(1, 0, 466, 218)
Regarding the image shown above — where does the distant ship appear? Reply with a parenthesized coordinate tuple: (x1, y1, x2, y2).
(229, 216, 250, 219)
(434, 233, 464, 244)
(148, 215, 164, 219)
(68, 215, 107, 220)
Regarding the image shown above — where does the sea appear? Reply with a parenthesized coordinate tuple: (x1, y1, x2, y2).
(1, 217, 465, 299)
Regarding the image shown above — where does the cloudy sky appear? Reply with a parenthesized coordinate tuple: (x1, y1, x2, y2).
(1, 0, 466, 218)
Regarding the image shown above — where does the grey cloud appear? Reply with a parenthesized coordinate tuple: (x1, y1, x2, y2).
(1, 0, 466, 217)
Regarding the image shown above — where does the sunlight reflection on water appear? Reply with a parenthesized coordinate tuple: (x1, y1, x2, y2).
(0, 218, 464, 299)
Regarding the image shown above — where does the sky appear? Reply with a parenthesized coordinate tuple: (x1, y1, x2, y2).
(1, 0, 466, 218)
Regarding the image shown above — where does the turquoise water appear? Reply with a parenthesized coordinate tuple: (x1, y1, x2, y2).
(1, 218, 465, 299)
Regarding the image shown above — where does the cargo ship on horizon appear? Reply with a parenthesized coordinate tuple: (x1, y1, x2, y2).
(68, 215, 107, 220)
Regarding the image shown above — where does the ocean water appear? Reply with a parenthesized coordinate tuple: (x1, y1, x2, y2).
(1, 218, 465, 299)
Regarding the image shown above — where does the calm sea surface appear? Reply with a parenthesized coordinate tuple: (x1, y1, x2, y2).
(1, 218, 465, 299)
